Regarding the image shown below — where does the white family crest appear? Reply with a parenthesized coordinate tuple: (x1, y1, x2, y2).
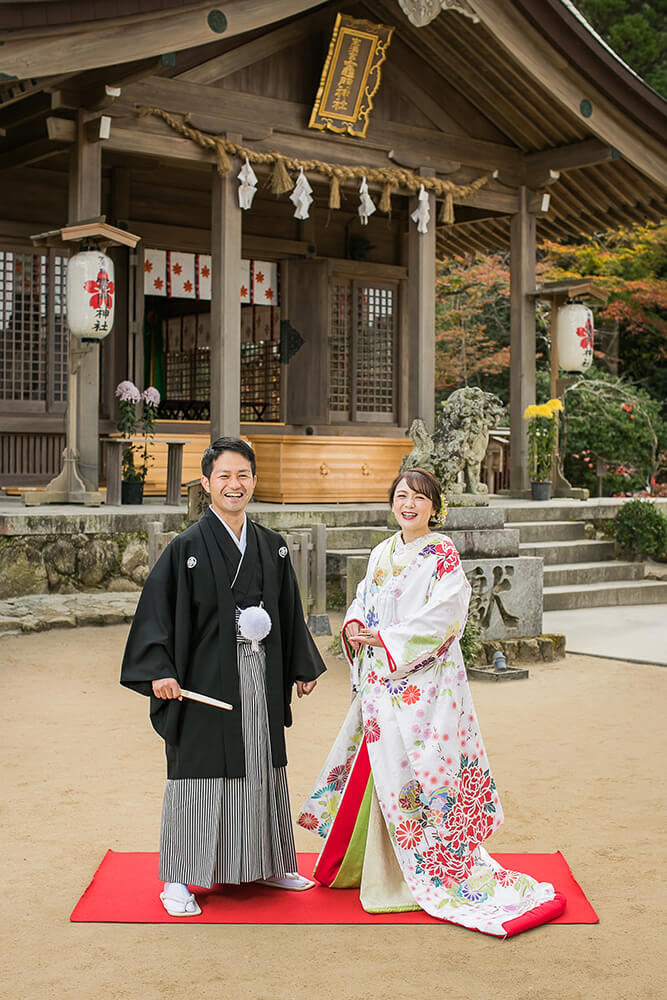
(186, 556, 198, 569)
(278, 546, 288, 558)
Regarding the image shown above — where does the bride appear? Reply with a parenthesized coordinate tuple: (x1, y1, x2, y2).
(299, 468, 565, 938)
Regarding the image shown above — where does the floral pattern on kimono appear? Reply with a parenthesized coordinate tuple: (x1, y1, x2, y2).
(300, 532, 558, 937)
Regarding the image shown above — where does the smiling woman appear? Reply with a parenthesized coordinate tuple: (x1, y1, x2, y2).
(299, 466, 565, 937)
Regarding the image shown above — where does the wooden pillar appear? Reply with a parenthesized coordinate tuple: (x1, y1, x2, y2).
(509, 186, 537, 493)
(68, 110, 102, 488)
(407, 177, 436, 431)
(210, 165, 241, 440)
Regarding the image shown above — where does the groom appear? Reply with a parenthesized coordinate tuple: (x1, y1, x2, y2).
(121, 436, 326, 915)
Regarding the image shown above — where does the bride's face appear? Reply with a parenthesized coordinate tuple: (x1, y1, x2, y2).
(391, 478, 435, 539)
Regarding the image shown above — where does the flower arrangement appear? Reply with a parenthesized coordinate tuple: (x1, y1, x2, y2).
(115, 380, 161, 483)
(523, 398, 564, 483)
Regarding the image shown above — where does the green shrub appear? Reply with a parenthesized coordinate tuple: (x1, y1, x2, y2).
(460, 619, 483, 669)
(613, 499, 667, 559)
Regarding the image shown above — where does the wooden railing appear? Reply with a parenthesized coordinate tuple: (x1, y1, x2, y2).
(0, 432, 65, 485)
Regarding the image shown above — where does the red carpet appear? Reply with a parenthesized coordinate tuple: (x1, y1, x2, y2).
(71, 851, 597, 926)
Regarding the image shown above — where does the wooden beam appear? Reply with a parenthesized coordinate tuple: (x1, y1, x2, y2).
(472, 0, 667, 188)
(0, 92, 53, 128)
(123, 77, 523, 172)
(523, 139, 615, 178)
(84, 115, 112, 143)
(210, 164, 242, 439)
(408, 170, 436, 432)
(68, 109, 103, 490)
(509, 186, 536, 494)
(0, 135, 69, 169)
(177, 7, 332, 84)
(47, 59, 162, 111)
(46, 116, 76, 142)
(0, 1, 321, 79)
(363, 0, 509, 143)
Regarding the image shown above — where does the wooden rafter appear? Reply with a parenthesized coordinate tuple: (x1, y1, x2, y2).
(177, 7, 333, 85)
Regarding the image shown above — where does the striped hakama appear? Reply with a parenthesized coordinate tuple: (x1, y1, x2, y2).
(159, 640, 298, 888)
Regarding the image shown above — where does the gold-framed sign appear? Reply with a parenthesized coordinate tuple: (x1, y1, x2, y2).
(309, 14, 394, 139)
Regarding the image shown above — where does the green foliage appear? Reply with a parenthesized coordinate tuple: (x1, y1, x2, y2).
(561, 367, 665, 495)
(577, 0, 667, 96)
(460, 619, 483, 670)
(613, 499, 667, 558)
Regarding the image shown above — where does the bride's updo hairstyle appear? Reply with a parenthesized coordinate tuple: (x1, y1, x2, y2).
(389, 467, 442, 525)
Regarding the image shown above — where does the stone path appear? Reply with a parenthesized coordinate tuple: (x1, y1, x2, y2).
(0, 592, 139, 636)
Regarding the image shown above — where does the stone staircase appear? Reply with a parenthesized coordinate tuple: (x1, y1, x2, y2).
(504, 504, 667, 611)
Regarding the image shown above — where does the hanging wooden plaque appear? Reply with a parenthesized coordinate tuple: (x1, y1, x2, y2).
(309, 14, 394, 138)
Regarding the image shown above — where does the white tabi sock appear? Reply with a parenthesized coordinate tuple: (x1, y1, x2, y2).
(163, 882, 197, 910)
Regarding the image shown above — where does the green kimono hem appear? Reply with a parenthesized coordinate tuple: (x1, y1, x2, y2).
(330, 776, 374, 889)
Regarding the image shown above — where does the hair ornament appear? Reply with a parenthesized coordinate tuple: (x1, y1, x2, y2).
(438, 495, 448, 525)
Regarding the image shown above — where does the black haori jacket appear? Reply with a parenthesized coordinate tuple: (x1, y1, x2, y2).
(120, 510, 326, 779)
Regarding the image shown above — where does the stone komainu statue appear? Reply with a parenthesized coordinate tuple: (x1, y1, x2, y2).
(402, 387, 505, 494)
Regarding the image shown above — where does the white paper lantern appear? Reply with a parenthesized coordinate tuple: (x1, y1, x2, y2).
(556, 303, 594, 372)
(66, 250, 115, 339)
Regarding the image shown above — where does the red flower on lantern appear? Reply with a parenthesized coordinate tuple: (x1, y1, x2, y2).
(576, 319, 593, 351)
(201, 265, 210, 279)
(83, 269, 114, 310)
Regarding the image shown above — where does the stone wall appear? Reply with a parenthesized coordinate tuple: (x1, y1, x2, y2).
(0, 531, 151, 599)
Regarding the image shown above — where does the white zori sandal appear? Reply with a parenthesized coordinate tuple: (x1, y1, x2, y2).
(254, 872, 316, 891)
(160, 882, 202, 917)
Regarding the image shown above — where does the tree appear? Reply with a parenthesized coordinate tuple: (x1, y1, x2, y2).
(540, 223, 667, 411)
(434, 254, 512, 403)
(576, 0, 667, 96)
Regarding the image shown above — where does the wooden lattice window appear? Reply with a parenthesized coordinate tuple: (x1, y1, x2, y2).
(329, 281, 352, 412)
(0, 248, 68, 413)
(329, 279, 397, 422)
(241, 341, 281, 422)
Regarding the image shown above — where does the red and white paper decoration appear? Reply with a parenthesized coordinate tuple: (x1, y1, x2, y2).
(168, 252, 195, 298)
(144, 250, 279, 305)
(252, 261, 278, 304)
(197, 254, 211, 300)
(143, 249, 167, 296)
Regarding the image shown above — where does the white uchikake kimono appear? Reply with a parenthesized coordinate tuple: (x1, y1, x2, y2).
(299, 531, 561, 938)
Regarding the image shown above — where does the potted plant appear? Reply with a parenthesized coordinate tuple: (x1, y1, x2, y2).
(523, 398, 563, 501)
(115, 380, 161, 504)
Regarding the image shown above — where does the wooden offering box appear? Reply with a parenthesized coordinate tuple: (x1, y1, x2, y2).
(249, 435, 412, 502)
(141, 433, 411, 502)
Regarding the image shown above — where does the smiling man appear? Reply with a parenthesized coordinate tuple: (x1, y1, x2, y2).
(121, 437, 326, 916)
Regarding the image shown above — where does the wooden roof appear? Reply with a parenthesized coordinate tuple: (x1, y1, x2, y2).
(1, 0, 665, 256)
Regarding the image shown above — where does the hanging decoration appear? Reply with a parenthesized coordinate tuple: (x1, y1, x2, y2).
(410, 184, 431, 234)
(289, 167, 313, 220)
(237, 156, 258, 210)
(144, 250, 280, 306)
(358, 176, 376, 225)
(136, 106, 493, 225)
(556, 303, 594, 372)
(67, 250, 115, 339)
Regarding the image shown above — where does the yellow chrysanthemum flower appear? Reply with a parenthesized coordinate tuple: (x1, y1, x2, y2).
(536, 403, 554, 418)
(546, 398, 564, 413)
(523, 404, 539, 419)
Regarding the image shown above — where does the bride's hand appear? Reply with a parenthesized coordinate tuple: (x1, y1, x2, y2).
(356, 628, 381, 647)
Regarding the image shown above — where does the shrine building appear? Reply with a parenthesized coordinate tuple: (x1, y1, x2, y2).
(0, 0, 665, 501)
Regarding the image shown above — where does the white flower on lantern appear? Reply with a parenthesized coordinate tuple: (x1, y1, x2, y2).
(289, 167, 313, 220)
(358, 177, 376, 225)
(410, 184, 431, 234)
(237, 156, 258, 210)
